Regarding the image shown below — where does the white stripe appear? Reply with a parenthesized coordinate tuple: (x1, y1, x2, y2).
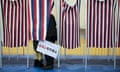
(36, 0, 39, 40)
(98, 2, 101, 48)
(70, 10, 72, 48)
(73, 8, 76, 48)
(95, 0, 97, 47)
(66, 7, 68, 48)
(75, 5, 77, 48)
(16, 0, 19, 47)
(23, 0, 26, 46)
(106, 0, 109, 48)
(102, 2, 105, 48)
(9, 3, 12, 32)
(88, 0, 90, 47)
(12, 3, 15, 47)
(62, 1, 64, 47)
(0, 2, 3, 42)
(62, 11, 66, 46)
(44, 0, 47, 40)
(61, 1, 63, 46)
(19, 0, 22, 46)
(91, 0, 94, 47)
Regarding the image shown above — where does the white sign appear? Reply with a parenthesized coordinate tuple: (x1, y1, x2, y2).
(37, 40, 60, 59)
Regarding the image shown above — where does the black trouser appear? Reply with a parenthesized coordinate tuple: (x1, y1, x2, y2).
(45, 36, 56, 65)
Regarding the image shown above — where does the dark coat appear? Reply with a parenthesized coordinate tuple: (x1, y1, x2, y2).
(46, 14, 57, 42)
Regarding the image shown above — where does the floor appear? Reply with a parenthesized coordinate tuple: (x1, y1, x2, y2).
(0, 55, 120, 72)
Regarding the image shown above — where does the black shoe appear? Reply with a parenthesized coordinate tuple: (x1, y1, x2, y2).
(41, 65, 53, 70)
(34, 60, 44, 67)
(39, 60, 44, 67)
(34, 60, 39, 67)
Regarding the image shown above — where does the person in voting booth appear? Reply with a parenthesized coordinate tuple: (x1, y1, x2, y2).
(33, 14, 57, 69)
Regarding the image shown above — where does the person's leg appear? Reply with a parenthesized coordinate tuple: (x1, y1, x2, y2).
(33, 40, 43, 67)
(43, 55, 54, 69)
(42, 37, 56, 69)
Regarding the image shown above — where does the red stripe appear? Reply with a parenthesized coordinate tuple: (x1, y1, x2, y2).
(28, 0, 31, 40)
(94, 0, 97, 47)
(41, 0, 44, 40)
(27, 0, 31, 41)
(33, 0, 37, 40)
(87, 0, 115, 48)
(15, 0, 19, 47)
(49, 0, 52, 15)
(60, 0, 80, 48)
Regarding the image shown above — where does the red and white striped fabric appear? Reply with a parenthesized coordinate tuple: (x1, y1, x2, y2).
(60, 0, 80, 49)
(29, 0, 53, 41)
(2, 0, 29, 47)
(86, 0, 117, 48)
(2, 0, 11, 47)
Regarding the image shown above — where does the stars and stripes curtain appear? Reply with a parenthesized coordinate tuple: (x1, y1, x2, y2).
(1, 0, 30, 47)
(86, 0, 117, 48)
(29, 0, 53, 41)
(59, 0, 80, 49)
